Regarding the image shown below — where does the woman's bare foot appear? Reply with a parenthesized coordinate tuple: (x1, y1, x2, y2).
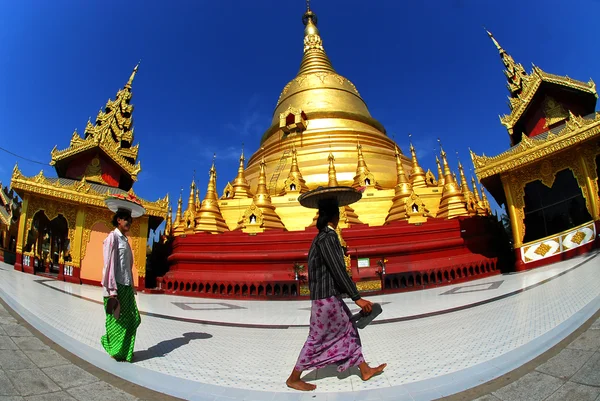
(286, 378, 317, 391)
(359, 362, 387, 381)
(286, 369, 316, 391)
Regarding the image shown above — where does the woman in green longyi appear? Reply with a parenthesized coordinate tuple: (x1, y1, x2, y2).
(101, 198, 143, 362)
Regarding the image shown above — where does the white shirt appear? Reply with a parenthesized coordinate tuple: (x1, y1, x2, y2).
(114, 228, 133, 286)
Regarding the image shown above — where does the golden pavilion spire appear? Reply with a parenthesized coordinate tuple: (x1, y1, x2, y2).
(385, 146, 414, 224)
(437, 145, 468, 219)
(230, 148, 253, 198)
(327, 152, 339, 187)
(50, 64, 142, 185)
(352, 139, 377, 189)
(458, 161, 477, 216)
(481, 186, 491, 214)
(485, 29, 529, 96)
(298, 6, 336, 76)
(436, 156, 445, 187)
(195, 157, 229, 233)
(408, 137, 427, 188)
(125, 61, 139, 89)
(238, 155, 285, 231)
(281, 143, 309, 194)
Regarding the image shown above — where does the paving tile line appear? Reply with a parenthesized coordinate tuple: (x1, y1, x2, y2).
(17, 250, 600, 330)
(0, 254, 599, 401)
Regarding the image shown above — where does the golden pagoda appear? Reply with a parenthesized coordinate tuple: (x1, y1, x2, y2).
(9, 65, 168, 287)
(170, 4, 477, 236)
(473, 30, 600, 269)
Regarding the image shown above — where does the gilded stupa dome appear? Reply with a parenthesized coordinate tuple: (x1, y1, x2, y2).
(271, 12, 373, 129)
(245, 8, 411, 193)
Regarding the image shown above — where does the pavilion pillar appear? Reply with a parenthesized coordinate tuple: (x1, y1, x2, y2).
(501, 174, 524, 248)
(578, 154, 600, 221)
(14, 195, 29, 272)
(136, 217, 149, 290)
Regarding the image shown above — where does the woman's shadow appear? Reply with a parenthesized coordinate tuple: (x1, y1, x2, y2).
(133, 332, 212, 362)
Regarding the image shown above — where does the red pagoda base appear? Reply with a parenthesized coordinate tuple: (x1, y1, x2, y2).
(162, 217, 502, 300)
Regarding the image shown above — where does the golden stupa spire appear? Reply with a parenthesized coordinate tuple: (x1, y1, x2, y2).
(195, 156, 229, 233)
(327, 152, 339, 187)
(238, 154, 285, 231)
(298, 3, 336, 76)
(480, 186, 491, 214)
(471, 176, 482, 204)
(231, 147, 253, 198)
(165, 205, 173, 236)
(437, 142, 468, 219)
(385, 145, 414, 224)
(485, 29, 528, 96)
(436, 156, 445, 187)
(281, 143, 309, 194)
(458, 161, 477, 216)
(352, 139, 376, 188)
(174, 188, 183, 228)
(176, 174, 198, 232)
(408, 135, 427, 188)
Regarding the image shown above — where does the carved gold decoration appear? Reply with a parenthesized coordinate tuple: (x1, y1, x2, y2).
(25, 196, 77, 251)
(238, 203, 264, 233)
(10, 166, 168, 218)
(571, 231, 585, 245)
(84, 157, 108, 185)
(500, 145, 598, 246)
(534, 243, 551, 257)
(80, 208, 113, 262)
(473, 112, 600, 179)
(543, 96, 569, 128)
(356, 280, 382, 292)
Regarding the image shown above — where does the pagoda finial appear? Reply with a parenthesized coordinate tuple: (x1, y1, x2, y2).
(126, 61, 139, 88)
(327, 152, 339, 187)
(472, 176, 483, 203)
(485, 28, 529, 96)
(436, 156, 445, 187)
(298, 2, 335, 75)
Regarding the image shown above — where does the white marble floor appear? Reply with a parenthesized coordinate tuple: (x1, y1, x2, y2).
(0, 251, 599, 401)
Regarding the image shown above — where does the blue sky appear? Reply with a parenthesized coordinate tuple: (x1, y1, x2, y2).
(1, 0, 599, 236)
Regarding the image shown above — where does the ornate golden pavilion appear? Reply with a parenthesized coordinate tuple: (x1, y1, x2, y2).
(168, 7, 492, 236)
(473, 31, 600, 268)
(10, 65, 168, 287)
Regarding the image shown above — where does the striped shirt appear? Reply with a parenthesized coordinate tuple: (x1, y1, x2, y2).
(307, 226, 361, 301)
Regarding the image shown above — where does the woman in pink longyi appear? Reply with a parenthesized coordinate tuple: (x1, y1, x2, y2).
(286, 197, 386, 391)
